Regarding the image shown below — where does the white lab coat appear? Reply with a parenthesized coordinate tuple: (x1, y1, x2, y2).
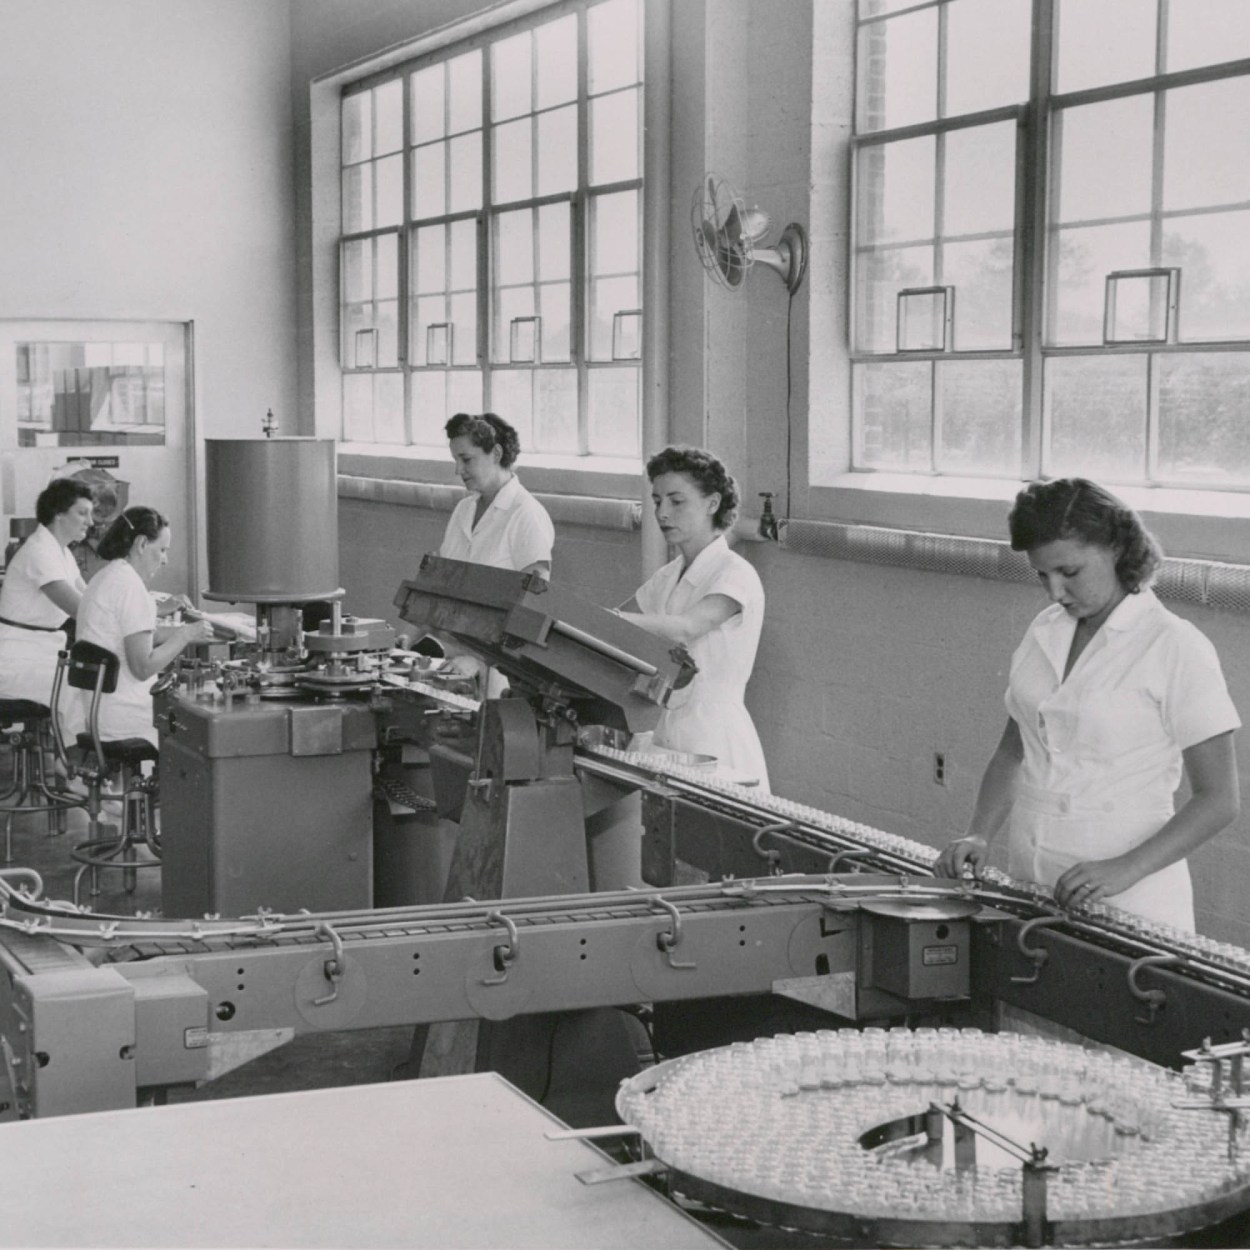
(76, 560, 159, 746)
(635, 534, 769, 791)
(0, 525, 85, 734)
(1005, 589, 1240, 931)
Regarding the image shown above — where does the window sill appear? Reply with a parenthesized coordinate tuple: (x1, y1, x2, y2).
(338, 443, 642, 500)
(807, 472, 1250, 564)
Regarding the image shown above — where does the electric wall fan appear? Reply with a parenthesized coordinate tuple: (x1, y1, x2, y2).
(692, 173, 808, 294)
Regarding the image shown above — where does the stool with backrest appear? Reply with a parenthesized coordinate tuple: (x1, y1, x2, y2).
(50, 641, 160, 906)
(0, 694, 86, 863)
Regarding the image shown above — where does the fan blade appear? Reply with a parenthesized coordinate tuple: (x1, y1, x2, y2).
(723, 201, 744, 246)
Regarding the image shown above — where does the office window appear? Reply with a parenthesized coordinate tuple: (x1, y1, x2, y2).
(850, 0, 1250, 487)
(338, 0, 644, 461)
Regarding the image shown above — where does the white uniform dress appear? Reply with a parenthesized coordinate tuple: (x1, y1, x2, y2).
(75, 560, 159, 746)
(440, 474, 554, 698)
(1005, 588, 1240, 931)
(635, 534, 770, 791)
(0, 525, 86, 733)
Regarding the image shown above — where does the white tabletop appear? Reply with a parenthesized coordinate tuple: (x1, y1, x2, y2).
(0, 1072, 728, 1248)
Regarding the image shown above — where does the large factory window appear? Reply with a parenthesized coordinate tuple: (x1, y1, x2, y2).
(338, 0, 643, 464)
(848, 0, 1250, 491)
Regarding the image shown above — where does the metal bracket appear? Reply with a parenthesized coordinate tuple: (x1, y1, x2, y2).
(480, 909, 520, 986)
(1011, 913, 1066, 985)
(827, 848, 874, 874)
(752, 821, 802, 876)
(311, 921, 345, 1006)
(649, 896, 696, 970)
(1128, 952, 1183, 1024)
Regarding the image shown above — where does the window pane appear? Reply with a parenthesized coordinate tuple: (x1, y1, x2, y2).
(450, 219, 477, 290)
(1166, 0, 1250, 73)
(374, 154, 403, 228)
(375, 301, 399, 368)
(936, 359, 1021, 474)
(946, 0, 1030, 115)
(412, 295, 446, 367)
(493, 117, 533, 202)
(342, 92, 371, 164)
(448, 132, 482, 212)
(374, 80, 403, 155)
(1164, 210, 1250, 341)
(1044, 354, 1146, 481)
(537, 105, 578, 195)
(589, 0, 641, 95)
(1054, 97, 1153, 225)
(491, 369, 534, 446)
(1048, 221, 1151, 345)
(342, 239, 369, 303)
(591, 191, 638, 276)
(492, 31, 532, 123)
(944, 238, 1014, 350)
(447, 50, 482, 133)
(414, 225, 446, 296)
(536, 16, 578, 109)
(1163, 79, 1250, 212)
(591, 276, 638, 359)
(342, 303, 371, 367)
(539, 283, 571, 360)
(411, 371, 448, 446)
(854, 361, 931, 468)
(412, 143, 446, 218)
(496, 209, 535, 286)
(856, 137, 935, 247)
(495, 287, 537, 363)
(856, 8, 938, 133)
(376, 233, 398, 301)
(343, 373, 373, 441)
(538, 203, 571, 281)
(1158, 352, 1250, 483)
(534, 369, 579, 453)
(342, 165, 371, 233)
(1054, 0, 1157, 94)
(373, 372, 405, 444)
(854, 246, 935, 352)
(411, 66, 445, 143)
(448, 369, 483, 419)
(944, 122, 1014, 237)
(591, 89, 640, 184)
(450, 292, 478, 365)
(588, 367, 639, 456)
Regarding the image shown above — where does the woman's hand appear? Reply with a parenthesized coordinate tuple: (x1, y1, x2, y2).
(1054, 854, 1142, 910)
(179, 619, 216, 646)
(156, 593, 195, 618)
(933, 835, 989, 879)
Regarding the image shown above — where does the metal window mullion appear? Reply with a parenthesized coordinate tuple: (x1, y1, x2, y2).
(1020, 0, 1054, 479)
(575, 4, 590, 456)
(480, 45, 493, 403)
(400, 73, 413, 442)
(929, 359, 941, 473)
(1143, 351, 1162, 483)
(936, 0, 948, 121)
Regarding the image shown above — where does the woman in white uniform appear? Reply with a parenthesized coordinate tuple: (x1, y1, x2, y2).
(618, 445, 769, 791)
(75, 507, 212, 746)
(936, 478, 1240, 932)
(0, 479, 93, 733)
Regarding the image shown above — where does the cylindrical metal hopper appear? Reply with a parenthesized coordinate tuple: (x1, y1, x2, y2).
(203, 438, 342, 602)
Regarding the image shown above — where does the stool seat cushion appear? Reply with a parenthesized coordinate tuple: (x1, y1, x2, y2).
(75, 734, 158, 768)
(0, 699, 49, 723)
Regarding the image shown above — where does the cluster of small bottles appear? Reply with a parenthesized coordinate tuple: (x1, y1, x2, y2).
(593, 743, 1250, 980)
(615, 1028, 1250, 1229)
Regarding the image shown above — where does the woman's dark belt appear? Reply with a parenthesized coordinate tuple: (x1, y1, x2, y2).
(0, 615, 67, 634)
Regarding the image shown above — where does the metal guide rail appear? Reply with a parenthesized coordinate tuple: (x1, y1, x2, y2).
(577, 744, 1250, 1002)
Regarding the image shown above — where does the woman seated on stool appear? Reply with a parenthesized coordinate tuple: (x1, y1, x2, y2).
(935, 478, 1240, 932)
(0, 479, 94, 734)
(75, 507, 213, 746)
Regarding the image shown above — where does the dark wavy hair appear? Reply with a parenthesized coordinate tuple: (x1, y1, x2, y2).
(646, 445, 740, 532)
(36, 478, 94, 526)
(1008, 478, 1163, 592)
(96, 506, 169, 562)
(444, 412, 520, 469)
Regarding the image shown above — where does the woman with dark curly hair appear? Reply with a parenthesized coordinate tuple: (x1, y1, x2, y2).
(617, 445, 769, 791)
(936, 478, 1240, 931)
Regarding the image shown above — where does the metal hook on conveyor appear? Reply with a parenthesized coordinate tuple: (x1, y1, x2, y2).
(479, 909, 520, 986)
(649, 896, 696, 970)
(312, 921, 346, 1006)
(827, 848, 874, 874)
(752, 821, 802, 876)
(1128, 952, 1184, 1024)
(1010, 913, 1067, 985)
